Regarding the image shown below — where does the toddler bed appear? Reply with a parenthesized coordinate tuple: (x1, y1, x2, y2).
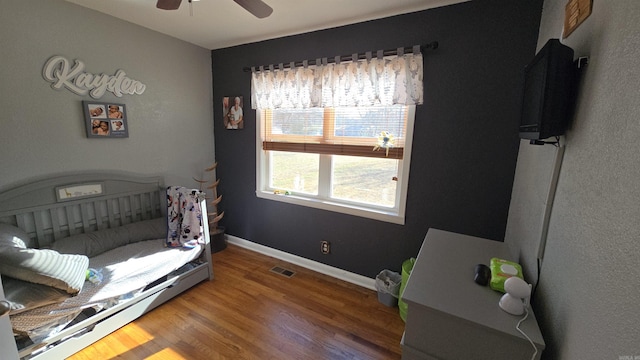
(0, 172, 214, 359)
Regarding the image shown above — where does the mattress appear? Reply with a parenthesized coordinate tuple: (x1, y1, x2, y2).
(10, 238, 203, 340)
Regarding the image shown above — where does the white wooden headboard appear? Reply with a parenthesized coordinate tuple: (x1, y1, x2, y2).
(0, 172, 165, 248)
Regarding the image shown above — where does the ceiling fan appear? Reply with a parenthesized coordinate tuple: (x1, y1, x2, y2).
(156, 0, 273, 19)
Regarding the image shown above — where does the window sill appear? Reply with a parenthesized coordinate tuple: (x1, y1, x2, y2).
(255, 190, 405, 225)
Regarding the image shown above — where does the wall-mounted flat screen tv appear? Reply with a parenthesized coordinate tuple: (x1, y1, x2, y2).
(519, 39, 576, 140)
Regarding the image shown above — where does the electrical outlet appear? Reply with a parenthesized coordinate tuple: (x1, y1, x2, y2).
(320, 240, 330, 254)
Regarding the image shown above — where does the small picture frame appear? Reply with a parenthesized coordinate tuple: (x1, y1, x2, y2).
(222, 96, 244, 130)
(83, 101, 129, 138)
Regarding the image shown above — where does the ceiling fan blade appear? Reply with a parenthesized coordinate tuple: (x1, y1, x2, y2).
(157, 0, 182, 10)
(233, 0, 273, 18)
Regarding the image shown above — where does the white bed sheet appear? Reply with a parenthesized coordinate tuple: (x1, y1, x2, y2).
(10, 239, 203, 336)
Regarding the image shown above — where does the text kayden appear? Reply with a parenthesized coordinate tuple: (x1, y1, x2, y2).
(42, 55, 146, 99)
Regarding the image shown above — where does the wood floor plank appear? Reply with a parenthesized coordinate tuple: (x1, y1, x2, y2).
(67, 244, 405, 359)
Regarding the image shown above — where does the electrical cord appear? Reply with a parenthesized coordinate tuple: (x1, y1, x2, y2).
(531, 257, 541, 301)
(516, 307, 538, 360)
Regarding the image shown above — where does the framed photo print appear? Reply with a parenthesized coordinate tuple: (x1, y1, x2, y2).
(222, 96, 244, 130)
(83, 101, 129, 138)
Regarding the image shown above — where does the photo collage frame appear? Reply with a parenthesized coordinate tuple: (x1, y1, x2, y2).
(83, 101, 129, 138)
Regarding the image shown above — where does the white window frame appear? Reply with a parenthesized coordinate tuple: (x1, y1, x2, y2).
(256, 106, 415, 225)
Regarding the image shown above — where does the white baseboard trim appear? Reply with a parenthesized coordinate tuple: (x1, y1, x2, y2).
(226, 235, 376, 291)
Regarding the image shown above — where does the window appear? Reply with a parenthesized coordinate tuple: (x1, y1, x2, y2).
(251, 49, 423, 223)
(256, 105, 415, 224)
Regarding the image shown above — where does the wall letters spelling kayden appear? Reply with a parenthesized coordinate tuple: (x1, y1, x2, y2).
(42, 55, 146, 99)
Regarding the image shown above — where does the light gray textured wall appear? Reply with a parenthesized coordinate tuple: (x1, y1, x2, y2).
(0, 0, 214, 189)
(506, 1, 640, 358)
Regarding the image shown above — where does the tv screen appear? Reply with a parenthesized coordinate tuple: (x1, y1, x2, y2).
(519, 39, 576, 141)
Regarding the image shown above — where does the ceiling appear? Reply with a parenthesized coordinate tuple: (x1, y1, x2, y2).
(65, 0, 468, 50)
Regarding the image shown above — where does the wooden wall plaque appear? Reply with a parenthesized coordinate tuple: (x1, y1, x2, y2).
(563, 0, 592, 38)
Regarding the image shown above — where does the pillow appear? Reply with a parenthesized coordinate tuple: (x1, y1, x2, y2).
(0, 246, 88, 294)
(0, 223, 34, 248)
(51, 217, 166, 258)
(51, 226, 129, 259)
(125, 217, 167, 242)
(2, 276, 69, 315)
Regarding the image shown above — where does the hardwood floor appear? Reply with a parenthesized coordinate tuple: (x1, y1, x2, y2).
(68, 244, 406, 360)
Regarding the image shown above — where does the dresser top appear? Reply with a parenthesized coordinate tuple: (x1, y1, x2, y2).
(402, 228, 545, 347)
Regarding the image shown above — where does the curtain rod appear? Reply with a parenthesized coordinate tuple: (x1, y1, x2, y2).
(242, 41, 438, 73)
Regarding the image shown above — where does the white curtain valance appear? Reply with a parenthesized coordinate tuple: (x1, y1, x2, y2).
(251, 52, 423, 109)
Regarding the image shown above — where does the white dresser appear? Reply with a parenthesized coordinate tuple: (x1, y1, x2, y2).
(401, 229, 545, 360)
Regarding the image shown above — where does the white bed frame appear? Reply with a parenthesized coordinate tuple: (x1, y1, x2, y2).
(0, 171, 214, 360)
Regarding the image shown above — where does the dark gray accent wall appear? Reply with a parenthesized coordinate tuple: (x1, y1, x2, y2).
(211, 0, 543, 277)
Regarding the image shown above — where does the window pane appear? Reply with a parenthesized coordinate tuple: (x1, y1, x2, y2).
(271, 108, 324, 136)
(331, 155, 397, 207)
(270, 151, 319, 194)
(334, 106, 406, 140)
